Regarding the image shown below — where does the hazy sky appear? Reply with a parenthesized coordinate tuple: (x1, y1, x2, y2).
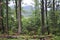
(8, 1, 15, 6)
(8, 0, 51, 11)
(9, 0, 34, 7)
(22, 0, 34, 7)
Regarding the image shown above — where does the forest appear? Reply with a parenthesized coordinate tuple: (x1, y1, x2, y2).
(0, 0, 60, 40)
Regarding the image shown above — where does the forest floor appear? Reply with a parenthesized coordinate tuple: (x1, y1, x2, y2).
(0, 38, 40, 40)
(0, 36, 60, 40)
(0, 34, 60, 40)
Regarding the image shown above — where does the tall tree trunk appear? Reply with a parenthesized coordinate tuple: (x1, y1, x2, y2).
(45, 0, 50, 35)
(1, 8, 4, 33)
(6, 0, 8, 34)
(0, 0, 2, 31)
(15, 0, 17, 19)
(53, 0, 56, 35)
(15, 0, 19, 34)
(1, 0, 4, 33)
(0, 0, 4, 34)
(41, 0, 45, 35)
(17, 0, 22, 34)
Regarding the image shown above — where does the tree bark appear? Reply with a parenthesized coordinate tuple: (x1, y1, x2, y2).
(6, 0, 8, 34)
(0, 0, 2, 31)
(53, 0, 56, 35)
(45, 0, 50, 35)
(41, 0, 45, 35)
(15, 0, 17, 19)
(17, 0, 22, 34)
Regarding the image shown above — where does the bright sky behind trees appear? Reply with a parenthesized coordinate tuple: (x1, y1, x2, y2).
(8, 0, 51, 11)
(9, 0, 34, 7)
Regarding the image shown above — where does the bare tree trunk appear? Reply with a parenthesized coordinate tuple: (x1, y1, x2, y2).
(17, 0, 22, 34)
(0, 0, 4, 33)
(0, 0, 4, 34)
(45, 0, 50, 35)
(0, 0, 2, 31)
(6, 0, 8, 34)
(41, 0, 45, 35)
(15, 0, 19, 34)
(53, 0, 56, 35)
(15, 0, 17, 19)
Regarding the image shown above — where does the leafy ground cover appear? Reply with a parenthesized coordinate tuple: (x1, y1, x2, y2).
(0, 35, 60, 40)
(53, 36, 60, 40)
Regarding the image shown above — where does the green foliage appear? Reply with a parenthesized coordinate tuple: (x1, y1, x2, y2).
(1, 0, 60, 36)
(22, 15, 41, 35)
(53, 36, 60, 40)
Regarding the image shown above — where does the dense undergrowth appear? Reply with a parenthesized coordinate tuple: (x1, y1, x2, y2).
(0, 34, 60, 40)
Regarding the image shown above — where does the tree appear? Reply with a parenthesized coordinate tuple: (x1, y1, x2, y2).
(6, 0, 8, 34)
(17, 0, 22, 34)
(15, 0, 17, 19)
(41, 0, 45, 35)
(48, 0, 59, 35)
(45, 0, 50, 35)
(52, 0, 57, 35)
(0, 0, 2, 31)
